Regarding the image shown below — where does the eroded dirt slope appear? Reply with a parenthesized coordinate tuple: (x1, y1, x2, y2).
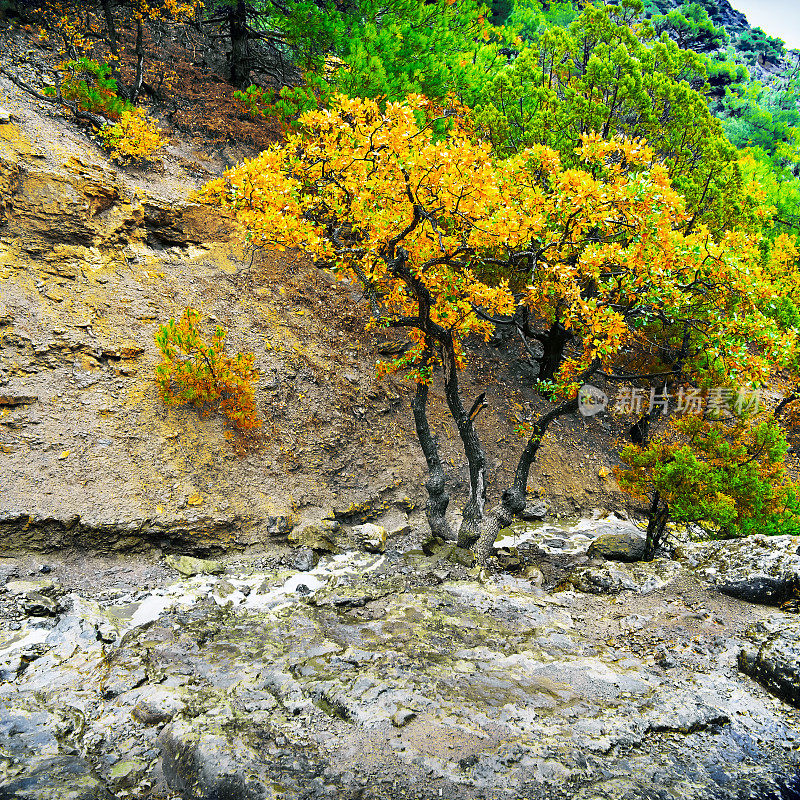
(0, 32, 631, 556)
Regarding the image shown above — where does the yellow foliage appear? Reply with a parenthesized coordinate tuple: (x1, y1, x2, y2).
(200, 94, 795, 394)
(99, 107, 168, 165)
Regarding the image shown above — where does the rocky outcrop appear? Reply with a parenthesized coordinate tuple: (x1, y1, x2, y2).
(142, 196, 233, 247)
(164, 554, 225, 576)
(648, 0, 748, 35)
(352, 522, 387, 553)
(2, 538, 800, 800)
(719, 575, 799, 606)
(705, 0, 749, 35)
(0, 122, 229, 255)
(683, 533, 800, 590)
(740, 617, 800, 708)
(0, 510, 244, 554)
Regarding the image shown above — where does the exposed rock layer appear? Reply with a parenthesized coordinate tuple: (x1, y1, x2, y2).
(2, 528, 800, 799)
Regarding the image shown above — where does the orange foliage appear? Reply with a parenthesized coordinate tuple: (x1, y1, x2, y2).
(155, 307, 261, 438)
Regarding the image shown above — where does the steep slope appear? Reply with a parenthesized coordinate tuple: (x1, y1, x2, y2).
(0, 24, 630, 557)
(645, 0, 749, 35)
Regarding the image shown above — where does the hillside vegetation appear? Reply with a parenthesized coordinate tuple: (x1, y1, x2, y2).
(1, 0, 800, 560)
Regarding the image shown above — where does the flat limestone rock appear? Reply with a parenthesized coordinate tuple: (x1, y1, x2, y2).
(164, 554, 224, 577)
(4, 537, 800, 799)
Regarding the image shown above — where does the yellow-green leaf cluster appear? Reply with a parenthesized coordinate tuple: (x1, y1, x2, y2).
(99, 107, 168, 165)
(200, 94, 794, 396)
(155, 307, 261, 436)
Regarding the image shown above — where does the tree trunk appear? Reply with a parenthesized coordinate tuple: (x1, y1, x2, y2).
(472, 359, 601, 565)
(130, 17, 145, 103)
(536, 321, 572, 382)
(472, 501, 514, 565)
(411, 380, 453, 541)
(436, 335, 488, 550)
(100, 0, 127, 98)
(644, 490, 669, 560)
(229, 0, 250, 89)
(775, 386, 799, 418)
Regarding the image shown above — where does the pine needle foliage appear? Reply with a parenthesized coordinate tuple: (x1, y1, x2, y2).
(45, 57, 130, 119)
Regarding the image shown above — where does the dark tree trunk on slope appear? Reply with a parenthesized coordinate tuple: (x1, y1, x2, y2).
(472, 394, 582, 564)
(386, 243, 488, 552)
(402, 316, 599, 565)
(229, 0, 251, 88)
(644, 490, 669, 561)
(434, 335, 488, 550)
(629, 381, 670, 445)
(775, 386, 800, 419)
(469, 358, 601, 565)
(130, 17, 145, 103)
(100, 0, 122, 89)
(535, 321, 573, 383)
(384, 231, 596, 566)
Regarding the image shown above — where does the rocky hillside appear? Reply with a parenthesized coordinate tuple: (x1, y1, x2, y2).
(0, 18, 631, 561)
(645, 0, 748, 36)
(697, 0, 749, 36)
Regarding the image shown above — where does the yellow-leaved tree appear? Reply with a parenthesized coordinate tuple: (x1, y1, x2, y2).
(201, 94, 795, 563)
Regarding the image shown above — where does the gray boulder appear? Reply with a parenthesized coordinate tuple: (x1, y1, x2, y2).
(740, 617, 800, 707)
(719, 575, 798, 606)
(293, 546, 318, 571)
(6, 579, 62, 616)
(520, 501, 548, 521)
(0, 756, 115, 799)
(158, 722, 264, 800)
(0, 561, 19, 583)
(158, 717, 332, 800)
(588, 531, 648, 562)
(681, 533, 800, 586)
(288, 519, 338, 552)
(21, 591, 59, 616)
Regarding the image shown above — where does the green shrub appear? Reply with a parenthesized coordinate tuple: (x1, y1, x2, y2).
(617, 414, 800, 554)
(45, 58, 130, 120)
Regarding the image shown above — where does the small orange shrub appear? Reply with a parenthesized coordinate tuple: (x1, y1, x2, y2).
(155, 307, 261, 436)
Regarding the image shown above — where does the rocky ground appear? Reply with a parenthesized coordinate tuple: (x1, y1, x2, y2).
(2, 520, 800, 800)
